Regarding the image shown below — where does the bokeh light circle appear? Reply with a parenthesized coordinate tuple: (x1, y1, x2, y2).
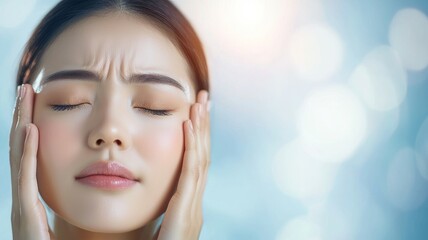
(289, 23, 344, 82)
(386, 147, 428, 211)
(276, 215, 322, 240)
(349, 45, 407, 111)
(272, 139, 338, 201)
(297, 85, 367, 163)
(389, 8, 428, 71)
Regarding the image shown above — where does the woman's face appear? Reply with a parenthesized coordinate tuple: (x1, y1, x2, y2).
(32, 12, 196, 233)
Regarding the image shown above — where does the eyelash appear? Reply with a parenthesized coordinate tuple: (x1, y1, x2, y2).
(135, 107, 172, 116)
(49, 104, 172, 116)
(50, 104, 85, 111)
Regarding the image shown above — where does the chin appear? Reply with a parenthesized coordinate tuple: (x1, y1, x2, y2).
(39, 184, 164, 233)
(53, 201, 160, 233)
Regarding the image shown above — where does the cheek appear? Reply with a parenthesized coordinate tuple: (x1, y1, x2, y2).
(133, 121, 185, 216)
(135, 121, 184, 165)
(38, 120, 81, 167)
(36, 118, 83, 207)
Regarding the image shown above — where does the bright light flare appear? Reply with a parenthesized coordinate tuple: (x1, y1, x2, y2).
(349, 46, 407, 111)
(174, 0, 296, 65)
(289, 23, 344, 82)
(297, 85, 367, 163)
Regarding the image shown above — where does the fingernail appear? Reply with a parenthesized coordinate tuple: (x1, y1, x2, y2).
(25, 124, 31, 142)
(16, 85, 21, 98)
(19, 84, 26, 100)
(198, 103, 203, 116)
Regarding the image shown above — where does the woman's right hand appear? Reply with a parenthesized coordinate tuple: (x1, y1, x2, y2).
(9, 84, 53, 240)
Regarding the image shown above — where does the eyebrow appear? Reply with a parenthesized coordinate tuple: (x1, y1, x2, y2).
(42, 69, 186, 93)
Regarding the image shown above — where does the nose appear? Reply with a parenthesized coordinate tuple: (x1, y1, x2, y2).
(88, 125, 130, 150)
(87, 102, 131, 151)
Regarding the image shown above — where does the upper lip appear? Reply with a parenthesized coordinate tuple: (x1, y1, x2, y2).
(75, 161, 139, 181)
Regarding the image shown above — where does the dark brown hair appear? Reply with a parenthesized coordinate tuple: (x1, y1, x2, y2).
(16, 0, 209, 93)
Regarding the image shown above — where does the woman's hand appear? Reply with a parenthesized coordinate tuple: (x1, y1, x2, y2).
(156, 90, 211, 240)
(9, 84, 53, 240)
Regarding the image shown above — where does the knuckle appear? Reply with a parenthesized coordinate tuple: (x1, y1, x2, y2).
(200, 159, 208, 171)
(17, 170, 26, 189)
(188, 164, 199, 181)
(184, 160, 199, 180)
(200, 155, 211, 170)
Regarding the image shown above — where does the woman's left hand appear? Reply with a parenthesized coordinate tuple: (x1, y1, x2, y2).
(156, 90, 211, 240)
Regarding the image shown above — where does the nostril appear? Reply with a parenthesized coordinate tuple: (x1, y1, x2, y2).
(114, 139, 122, 146)
(96, 139, 104, 145)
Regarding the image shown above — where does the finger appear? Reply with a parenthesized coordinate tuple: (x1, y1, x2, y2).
(190, 103, 203, 198)
(197, 90, 209, 105)
(197, 102, 211, 200)
(159, 119, 197, 238)
(175, 103, 200, 210)
(17, 124, 50, 238)
(10, 84, 35, 221)
(187, 99, 206, 236)
(195, 90, 210, 191)
(196, 90, 209, 151)
(10, 85, 24, 229)
(10, 84, 35, 164)
(10, 85, 23, 133)
(18, 123, 40, 214)
(171, 119, 198, 215)
(186, 91, 210, 237)
(10, 84, 25, 161)
(191, 101, 210, 228)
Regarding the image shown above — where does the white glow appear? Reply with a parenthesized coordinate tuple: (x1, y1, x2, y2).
(289, 23, 344, 82)
(349, 46, 407, 111)
(0, 0, 36, 28)
(415, 117, 428, 180)
(389, 8, 428, 71)
(176, 0, 292, 65)
(276, 215, 322, 240)
(218, 0, 290, 57)
(297, 85, 367, 163)
(386, 147, 428, 211)
(272, 139, 338, 201)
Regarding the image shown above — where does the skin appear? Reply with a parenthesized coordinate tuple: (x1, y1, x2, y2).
(9, 12, 210, 240)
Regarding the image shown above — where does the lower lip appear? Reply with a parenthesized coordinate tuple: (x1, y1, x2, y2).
(76, 175, 137, 189)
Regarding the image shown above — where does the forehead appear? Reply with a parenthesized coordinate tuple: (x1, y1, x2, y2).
(37, 12, 194, 92)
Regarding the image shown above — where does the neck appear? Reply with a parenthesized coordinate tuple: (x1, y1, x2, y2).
(53, 214, 162, 240)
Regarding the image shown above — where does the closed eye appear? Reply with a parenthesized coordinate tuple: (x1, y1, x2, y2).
(50, 103, 87, 111)
(136, 107, 172, 116)
(49, 104, 172, 116)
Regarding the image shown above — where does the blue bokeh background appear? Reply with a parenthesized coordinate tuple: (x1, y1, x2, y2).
(1, 0, 428, 239)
